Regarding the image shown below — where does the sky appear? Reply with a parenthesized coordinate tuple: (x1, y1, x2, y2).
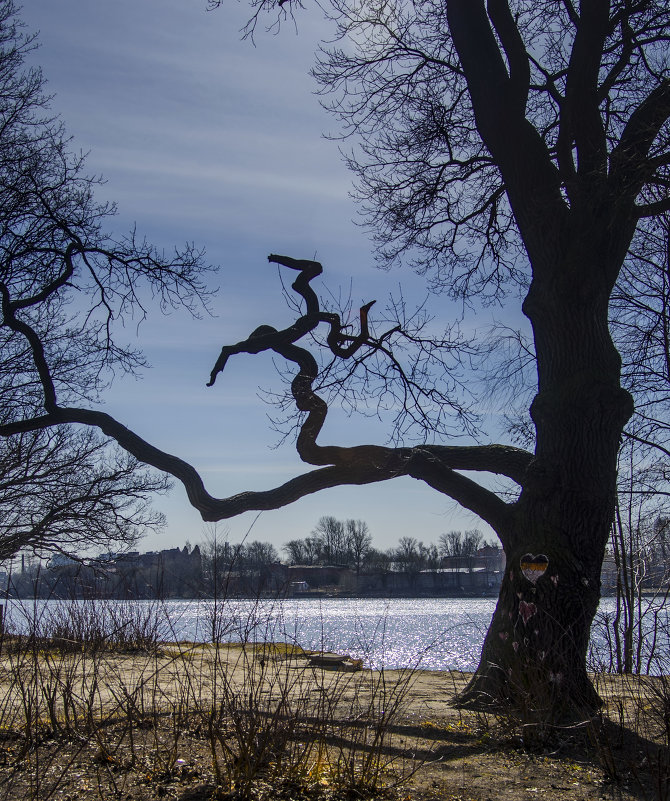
(18, 1, 503, 554)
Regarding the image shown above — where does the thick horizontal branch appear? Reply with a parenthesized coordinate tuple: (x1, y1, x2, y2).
(635, 197, 670, 218)
(0, 408, 223, 517)
(0, 406, 522, 531)
(420, 443, 532, 484)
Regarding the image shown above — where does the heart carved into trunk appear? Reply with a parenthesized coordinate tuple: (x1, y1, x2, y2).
(520, 553, 548, 584)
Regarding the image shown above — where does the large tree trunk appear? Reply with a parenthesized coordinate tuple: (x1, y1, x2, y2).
(457, 513, 609, 722)
(458, 264, 634, 722)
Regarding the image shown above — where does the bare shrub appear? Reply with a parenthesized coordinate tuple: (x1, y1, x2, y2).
(0, 598, 421, 800)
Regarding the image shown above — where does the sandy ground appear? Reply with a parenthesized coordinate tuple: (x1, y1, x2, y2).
(0, 641, 666, 801)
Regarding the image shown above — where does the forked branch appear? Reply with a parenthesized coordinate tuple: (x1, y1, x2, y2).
(1, 254, 532, 532)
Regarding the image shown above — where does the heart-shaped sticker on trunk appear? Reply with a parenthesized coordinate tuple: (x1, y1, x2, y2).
(520, 553, 548, 584)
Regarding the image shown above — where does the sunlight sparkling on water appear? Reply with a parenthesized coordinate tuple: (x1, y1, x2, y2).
(5, 596, 632, 672)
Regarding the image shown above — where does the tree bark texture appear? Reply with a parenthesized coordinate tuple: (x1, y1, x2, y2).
(459, 271, 634, 720)
(444, 0, 643, 719)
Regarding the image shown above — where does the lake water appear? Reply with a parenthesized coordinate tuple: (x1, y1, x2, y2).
(6, 595, 659, 672)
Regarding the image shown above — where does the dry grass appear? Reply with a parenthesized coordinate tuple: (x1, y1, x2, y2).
(0, 601, 667, 801)
(0, 632, 423, 801)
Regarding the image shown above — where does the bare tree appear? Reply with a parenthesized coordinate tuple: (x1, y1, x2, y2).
(345, 518, 372, 575)
(364, 547, 392, 573)
(612, 213, 670, 457)
(419, 541, 441, 570)
(284, 516, 371, 570)
(438, 529, 485, 566)
(394, 536, 420, 573)
(242, 540, 279, 568)
(192, 0, 670, 720)
(438, 531, 465, 559)
(282, 539, 308, 566)
(462, 530, 485, 556)
(392, 537, 439, 572)
(0, 3, 210, 557)
(604, 444, 670, 674)
(312, 515, 348, 564)
(7, 0, 670, 720)
(282, 539, 314, 565)
(0, 428, 168, 560)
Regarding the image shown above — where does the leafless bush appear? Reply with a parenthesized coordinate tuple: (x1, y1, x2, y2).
(0, 598, 421, 800)
(4, 597, 171, 653)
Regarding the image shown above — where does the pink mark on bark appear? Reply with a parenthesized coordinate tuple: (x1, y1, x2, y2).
(498, 631, 509, 641)
(551, 574, 559, 587)
(512, 641, 519, 652)
(519, 600, 537, 625)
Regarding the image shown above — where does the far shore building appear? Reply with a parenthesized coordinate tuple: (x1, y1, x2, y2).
(287, 552, 503, 597)
(10, 545, 203, 599)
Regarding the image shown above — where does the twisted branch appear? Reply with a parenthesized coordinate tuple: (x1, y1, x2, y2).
(2, 254, 532, 532)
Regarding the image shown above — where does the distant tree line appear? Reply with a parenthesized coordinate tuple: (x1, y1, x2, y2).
(282, 517, 494, 574)
(199, 538, 280, 595)
(196, 519, 497, 587)
(3, 523, 499, 600)
(5, 546, 203, 599)
(283, 517, 373, 575)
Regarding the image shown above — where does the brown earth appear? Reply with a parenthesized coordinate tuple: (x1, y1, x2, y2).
(0, 641, 666, 801)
